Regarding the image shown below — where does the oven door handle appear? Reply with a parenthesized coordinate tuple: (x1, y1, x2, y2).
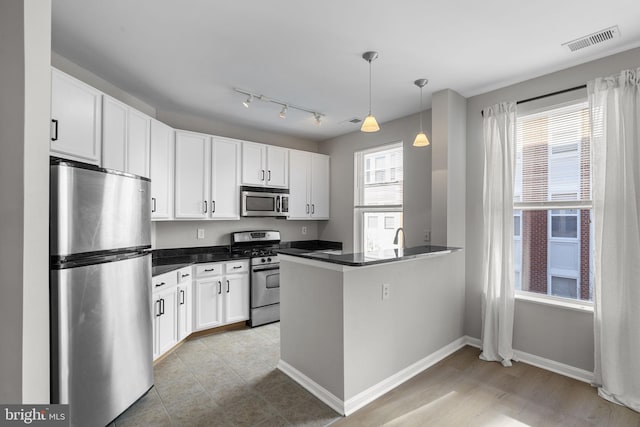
(252, 266, 280, 273)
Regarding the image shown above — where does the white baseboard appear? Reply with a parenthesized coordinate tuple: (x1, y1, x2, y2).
(277, 359, 345, 415)
(278, 336, 468, 416)
(343, 336, 468, 415)
(513, 349, 594, 384)
(462, 335, 593, 384)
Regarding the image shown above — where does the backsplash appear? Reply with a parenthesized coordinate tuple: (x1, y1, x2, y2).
(152, 218, 321, 249)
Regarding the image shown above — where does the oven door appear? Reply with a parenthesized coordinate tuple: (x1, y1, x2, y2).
(251, 265, 280, 307)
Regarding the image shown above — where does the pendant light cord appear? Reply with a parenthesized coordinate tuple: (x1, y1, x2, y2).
(419, 86, 423, 132)
(368, 60, 373, 115)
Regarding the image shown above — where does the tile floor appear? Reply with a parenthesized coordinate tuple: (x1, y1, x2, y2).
(113, 323, 341, 426)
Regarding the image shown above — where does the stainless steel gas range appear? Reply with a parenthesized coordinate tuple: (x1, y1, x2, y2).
(230, 230, 281, 327)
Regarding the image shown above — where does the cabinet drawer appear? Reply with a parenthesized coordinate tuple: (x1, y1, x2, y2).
(177, 266, 192, 283)
(153, 271, 178, 290)
(225, 260, 249, 274)
(195, 263, 224, 277)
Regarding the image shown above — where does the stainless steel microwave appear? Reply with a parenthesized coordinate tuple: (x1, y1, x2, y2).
(241, 186, 289, 217)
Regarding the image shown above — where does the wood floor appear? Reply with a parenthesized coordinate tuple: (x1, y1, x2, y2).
(334, 346, 640, 427)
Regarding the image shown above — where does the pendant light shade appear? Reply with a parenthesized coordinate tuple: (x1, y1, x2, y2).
(361, 51, 380, 133)
(412, 79, 430, 147)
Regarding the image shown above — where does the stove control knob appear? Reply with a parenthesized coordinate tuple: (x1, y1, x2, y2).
(261, 258, 266, 263)
(267, 257, 272, 262)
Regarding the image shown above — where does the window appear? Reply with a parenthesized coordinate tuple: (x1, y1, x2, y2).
(355, 142, 403, 252)
(514, 97, 593, 302)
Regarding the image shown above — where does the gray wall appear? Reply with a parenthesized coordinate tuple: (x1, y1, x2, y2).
(0, 0, 51, 403)
(465, 47, 640, 371)
(317, 112, 432, 252)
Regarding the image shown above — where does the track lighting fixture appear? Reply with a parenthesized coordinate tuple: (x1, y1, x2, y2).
(279, 105, 288, 119)
(361, 51, 380, 133)
(234, 88, 324, 126)
(412, 79, 430, 147)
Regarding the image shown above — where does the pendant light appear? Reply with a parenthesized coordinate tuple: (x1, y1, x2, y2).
(361, 51, 380, 132)
(413, 79, 430, 147)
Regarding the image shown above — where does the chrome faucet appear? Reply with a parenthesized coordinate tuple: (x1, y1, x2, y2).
(393, 227, 406, 249)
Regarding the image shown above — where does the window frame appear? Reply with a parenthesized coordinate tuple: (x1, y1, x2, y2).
(513, 91, 593, 308)
(354, 141, 404, 253)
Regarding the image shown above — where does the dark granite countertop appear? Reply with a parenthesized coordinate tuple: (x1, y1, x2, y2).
(277, 245, 461, 267)
(151, 240, 342, 276)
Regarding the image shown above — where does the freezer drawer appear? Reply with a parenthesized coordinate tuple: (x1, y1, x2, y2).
(50, 159, 151, 256)
(51, 252, 153, 427)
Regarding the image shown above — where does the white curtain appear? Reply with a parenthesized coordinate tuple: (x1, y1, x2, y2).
(590, 68, 640, 412)
(480, 102, 517, 367)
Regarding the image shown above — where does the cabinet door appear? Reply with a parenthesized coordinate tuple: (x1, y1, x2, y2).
(155, 287, 178, 356)
(195, 278, 223, 330)
(310, 154, 330, 219)
(127, 109, 151, 178)
(101, 96, 127, 172)
(176, 282, 192, 341)
(224, 274, 249, 323)
(241, 141, 265, 186)
(51, 69, 102, 164)
(288, 150, 310, 219)
(211, 138, 240, 219)
(266, 146, 289, 188)
(150, 120, 174, 219)
(175, 131, 210, 219)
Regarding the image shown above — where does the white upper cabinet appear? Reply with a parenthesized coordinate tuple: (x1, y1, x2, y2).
(127, 109, 151, 177)
(150, 120, 174, 220)
(288, 150, 330, 220)
(174, 131, 241, 220)
(50, 68, 102, 165)
(310, 153, 330, 219)
(241, 141, 289, 188)
(211, 137, 241, 219)
(174, 130, 210, 219)
(102, 95, 151, 177)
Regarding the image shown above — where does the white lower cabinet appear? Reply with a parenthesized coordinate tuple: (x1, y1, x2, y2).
(176, 267, 193, 341)
(194, 260, 249, 331)
(152, 271, 178, 360)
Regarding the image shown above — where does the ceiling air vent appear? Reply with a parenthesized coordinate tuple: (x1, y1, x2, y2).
(562, 26, 620, 52)
(340, 117, 362, 125)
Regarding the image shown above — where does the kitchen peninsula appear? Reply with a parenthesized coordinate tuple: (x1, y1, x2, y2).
(276, 245, 466, 416)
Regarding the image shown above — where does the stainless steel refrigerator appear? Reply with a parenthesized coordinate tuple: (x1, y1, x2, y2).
(50, 158, 153, 427)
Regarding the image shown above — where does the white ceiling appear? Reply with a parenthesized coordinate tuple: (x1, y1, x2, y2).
(52, 0, 640, 141)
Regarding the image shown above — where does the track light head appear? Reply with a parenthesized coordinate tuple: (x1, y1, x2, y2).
(279, 105, 288, 119)
(314, 112, 323, 125)
(242, 94, 253, 108)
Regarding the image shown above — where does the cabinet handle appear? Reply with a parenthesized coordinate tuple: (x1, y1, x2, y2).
(232, 265, 242, 269)
(226, 280, 230, 293)
(155, 281, 166, 288)
(268, 170, 272, 181)
(180, 289, 185, 305)
(151, 197, 157, 213)
(51, 119, 59, 141)
(204, 268, 215, 272)
(306, 204, 309, 214)
(155, 300, 162, 317)
(261, 170, 265, 181)
(218, 281, 222, 294)
(312, 204, 315, 214)
(160, 298, 165, 316)
(181, 273, 190, 278)
(204, 201, 208, 213)
(211, 200, 215, 213)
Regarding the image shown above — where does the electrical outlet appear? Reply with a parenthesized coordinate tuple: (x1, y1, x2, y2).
(197, 228, 205, 239)
(301, 226, 307, 235)
(382, 283, 390, 300)
(425, 231, 431, 242)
